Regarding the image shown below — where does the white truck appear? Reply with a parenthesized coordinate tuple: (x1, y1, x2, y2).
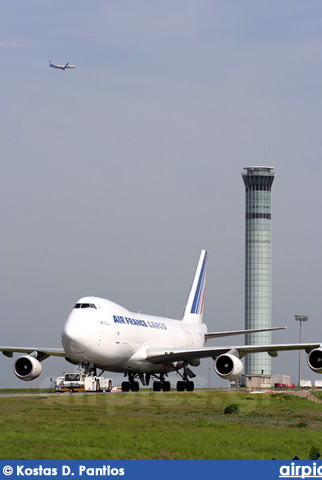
(300, 379, 312, 389)
(55, 373, 112, 392)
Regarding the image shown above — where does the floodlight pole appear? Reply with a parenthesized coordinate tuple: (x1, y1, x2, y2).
(295, 315, 308, 387)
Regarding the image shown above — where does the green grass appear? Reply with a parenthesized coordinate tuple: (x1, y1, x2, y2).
(0, 391, 322, 460)
(312, 391, 322, 401)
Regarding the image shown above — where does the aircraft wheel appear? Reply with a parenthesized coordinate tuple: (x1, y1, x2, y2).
(121, 381, 130, 392)
(162, 381, 171, 392)
(176, 381, 185, 392)
(153, 381, 162, 392)
(131, 381, 140, 392)
(186, 381, 194, 392)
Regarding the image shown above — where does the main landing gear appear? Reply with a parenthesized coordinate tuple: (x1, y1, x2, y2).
(121, 373, 140, 392)
(152, 374, 171, 392)
(121, 372, 171, 392)
(175, 362, 195, 392)
(121, 362, 196, 392)
(176, 380, 194, 392)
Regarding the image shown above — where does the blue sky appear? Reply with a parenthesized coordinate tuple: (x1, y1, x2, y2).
(1, 0, 321, 387)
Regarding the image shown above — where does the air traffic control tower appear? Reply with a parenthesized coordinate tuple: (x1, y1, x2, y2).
(242, 166, 275, 376)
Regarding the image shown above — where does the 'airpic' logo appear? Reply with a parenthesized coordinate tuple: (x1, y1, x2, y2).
(280, 463, 322, 479)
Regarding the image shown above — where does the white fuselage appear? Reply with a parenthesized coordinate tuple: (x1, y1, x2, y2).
(61, 297, 207, 374)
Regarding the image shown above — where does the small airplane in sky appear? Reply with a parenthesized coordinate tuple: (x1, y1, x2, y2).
(49, 61, 76, 70)
(1, 250, 321, 391)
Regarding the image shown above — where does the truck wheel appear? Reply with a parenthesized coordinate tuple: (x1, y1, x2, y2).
(96, 380, 100, 392)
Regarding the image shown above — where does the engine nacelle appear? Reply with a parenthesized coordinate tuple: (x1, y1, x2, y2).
(307, 348, 322, 374)
(13, 355, 42, 381)
(214, 353, 243, 380)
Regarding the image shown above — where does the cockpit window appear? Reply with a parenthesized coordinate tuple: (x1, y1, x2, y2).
(74, 303, 97, 309)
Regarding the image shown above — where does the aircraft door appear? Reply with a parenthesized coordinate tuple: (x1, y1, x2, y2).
(116, 325, 120, 344)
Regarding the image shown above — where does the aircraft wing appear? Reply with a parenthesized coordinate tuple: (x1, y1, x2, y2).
(0, 346, 66, 360)
(145, 342, 321, 364)
(205, 326, 286, 339)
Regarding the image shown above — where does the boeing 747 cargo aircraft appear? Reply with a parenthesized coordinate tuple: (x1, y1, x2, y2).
(1, 250, 321, 391)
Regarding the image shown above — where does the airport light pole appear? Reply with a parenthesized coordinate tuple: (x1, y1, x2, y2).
(295, 315, 308, 387)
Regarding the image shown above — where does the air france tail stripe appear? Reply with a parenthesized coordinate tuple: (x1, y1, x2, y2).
(195, 268, 206, 314)
(199, 288, 205, 315)
(191, 253, 207, 314)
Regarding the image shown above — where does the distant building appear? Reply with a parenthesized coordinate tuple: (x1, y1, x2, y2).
(242, 166, 276, 376)
(239, 374, 272, 389)
(271, 374, 291, 387)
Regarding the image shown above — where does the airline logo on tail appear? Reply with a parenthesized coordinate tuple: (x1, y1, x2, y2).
(191, 251, 207, 314)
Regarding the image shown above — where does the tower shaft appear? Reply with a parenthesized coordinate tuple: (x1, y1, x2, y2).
(242, 166, 275, 375)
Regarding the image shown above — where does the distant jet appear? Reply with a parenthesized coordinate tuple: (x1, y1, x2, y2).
(49, 61, 76, 70)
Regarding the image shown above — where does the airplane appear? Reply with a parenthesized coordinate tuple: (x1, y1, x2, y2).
(1, 250, 322, 392)
(49, 61, 76, 70)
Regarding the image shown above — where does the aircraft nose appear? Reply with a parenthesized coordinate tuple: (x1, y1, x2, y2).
(61, 316, 86, 354)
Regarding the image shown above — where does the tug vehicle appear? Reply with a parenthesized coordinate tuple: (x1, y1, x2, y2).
(56, 372, 112, 392)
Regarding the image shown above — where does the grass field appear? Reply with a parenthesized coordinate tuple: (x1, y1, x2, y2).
(0, 390, 322, 460)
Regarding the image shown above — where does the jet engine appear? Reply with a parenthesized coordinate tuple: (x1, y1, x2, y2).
(214, 353, 243, 380)
(13, 355, 42, 381)
(307, 348, 322, 374)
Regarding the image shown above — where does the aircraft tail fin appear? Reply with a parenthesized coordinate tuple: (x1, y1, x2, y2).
(182, 250, 207, 324)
